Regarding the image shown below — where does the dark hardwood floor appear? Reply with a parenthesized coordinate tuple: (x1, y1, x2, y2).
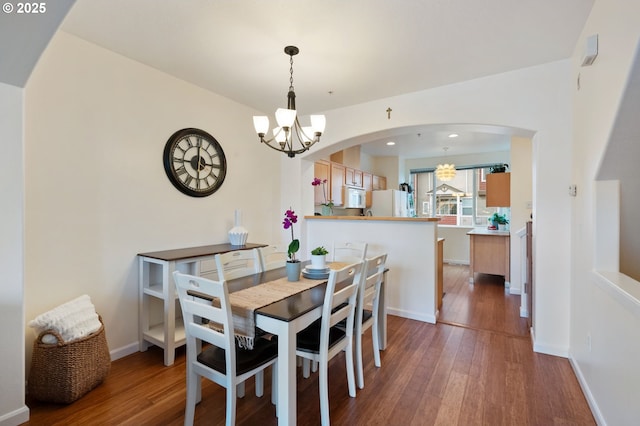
(24, 264, 595, 425)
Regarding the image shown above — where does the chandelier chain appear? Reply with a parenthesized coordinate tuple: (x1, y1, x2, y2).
(289, 54, 295, 92)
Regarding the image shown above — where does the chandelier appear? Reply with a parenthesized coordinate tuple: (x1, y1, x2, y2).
(253, 46, 326, 158)
(435, 147, 456, 181)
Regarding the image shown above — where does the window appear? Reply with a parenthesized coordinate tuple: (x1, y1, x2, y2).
(411, 166, 499, 227)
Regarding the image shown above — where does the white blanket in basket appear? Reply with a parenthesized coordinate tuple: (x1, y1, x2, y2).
(29, 295, 102, 344)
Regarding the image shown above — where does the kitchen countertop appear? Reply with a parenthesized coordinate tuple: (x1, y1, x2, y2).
(304, 215, 440, 222)
(467, 228, 510, 236)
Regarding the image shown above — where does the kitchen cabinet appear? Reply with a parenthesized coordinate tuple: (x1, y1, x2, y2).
(363, 172, 373, 207)
(345, 167, 363, 187)
(319, 159, 384, 207)
(467, 229, 510, 285)
(314, 160, 331, 205)
(330, 162, 346, 206)
(373, 175, 387, 190)
(138, 243, 266, 366)
(486, 172, 510, 207)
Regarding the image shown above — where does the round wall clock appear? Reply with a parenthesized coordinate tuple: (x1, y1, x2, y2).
(163, 128, 227, 197)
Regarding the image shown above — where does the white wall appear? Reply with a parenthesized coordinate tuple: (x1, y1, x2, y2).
(568, 1, 640, 424)
(302, 60, 573, 356)
(509, 137, 533, 295)
(0, 83, 29, 425)
(23, 32, 282, 363)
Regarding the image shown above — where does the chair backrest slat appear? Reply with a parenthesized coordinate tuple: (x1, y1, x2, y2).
(173, 271, 236, 375)
(258, 245, 288, 271)
(215, 248, 262, 281)
(356, 254, 387, 325)
(332, 241, 368, 264)
(320, 262, 363, 346)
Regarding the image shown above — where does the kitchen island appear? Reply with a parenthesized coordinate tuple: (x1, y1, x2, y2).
(467, 228, 510, 286)
(305, 215, 441, 323)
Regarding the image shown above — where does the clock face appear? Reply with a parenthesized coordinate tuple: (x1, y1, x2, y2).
(163, 128, 227, 197)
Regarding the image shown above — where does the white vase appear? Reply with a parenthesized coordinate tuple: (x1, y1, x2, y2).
(228, 209, 248, 246)
(310, 254, 327, 270)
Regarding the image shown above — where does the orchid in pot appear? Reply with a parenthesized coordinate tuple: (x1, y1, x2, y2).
(312, 177, 334, 215)
(283, 208, 301, 281)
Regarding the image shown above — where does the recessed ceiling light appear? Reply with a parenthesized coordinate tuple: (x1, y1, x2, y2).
(386, 141, 396, 146)
(448, 133, 459, 138)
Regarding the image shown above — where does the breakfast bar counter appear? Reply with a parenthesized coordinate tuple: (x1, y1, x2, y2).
(305, 215, 439, 222)
(305, 215, 440, 324)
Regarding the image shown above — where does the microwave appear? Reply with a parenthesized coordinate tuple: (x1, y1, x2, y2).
(343, 186, 366, 208)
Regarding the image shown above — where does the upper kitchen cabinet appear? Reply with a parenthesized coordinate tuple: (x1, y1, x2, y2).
(486, 172, 510, 207)
(363, 172, 373, 207)
(330, 162, 346, 206)
(314, 160, 331, 205)
(345, 167, 363, 187)
(373, 175, 387, 190)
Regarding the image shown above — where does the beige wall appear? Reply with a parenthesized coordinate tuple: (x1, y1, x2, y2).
(23, 31, 282, 361)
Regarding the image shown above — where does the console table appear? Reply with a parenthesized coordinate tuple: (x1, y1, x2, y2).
(138, 243, 265, 366)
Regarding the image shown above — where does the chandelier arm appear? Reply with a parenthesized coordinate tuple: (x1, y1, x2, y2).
(292, 116, 318, 149)
(259, 133, 311, 158)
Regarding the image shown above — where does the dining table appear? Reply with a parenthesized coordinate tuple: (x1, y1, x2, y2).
(192, 261, 389, 426)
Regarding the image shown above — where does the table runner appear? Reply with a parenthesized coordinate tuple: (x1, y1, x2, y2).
(210, 262, 349, 349)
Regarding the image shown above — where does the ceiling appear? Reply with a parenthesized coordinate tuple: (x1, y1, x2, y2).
(57, 0, 594, 158)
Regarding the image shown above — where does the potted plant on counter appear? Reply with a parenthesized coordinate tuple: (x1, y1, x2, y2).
(283, 208, 301, 281)
(310, 246, 329, 270)
(490, 212, 509, 231)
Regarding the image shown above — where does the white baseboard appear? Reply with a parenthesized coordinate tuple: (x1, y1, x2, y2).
(531, 330, 569, 357)
(109, 342, 139, 361)
(0, 405, 29, 426)
(387, 307, 436, 324)
(569, 353, 606, 426)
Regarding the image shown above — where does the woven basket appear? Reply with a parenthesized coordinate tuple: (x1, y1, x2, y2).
(28, 316, 111, 403)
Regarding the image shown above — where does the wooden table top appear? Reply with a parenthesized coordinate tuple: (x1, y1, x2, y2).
(138, 242, 267, 261)
(191, 261, 341, 323)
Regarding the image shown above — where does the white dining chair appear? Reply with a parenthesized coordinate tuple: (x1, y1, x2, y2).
(173, 271, 278, 426)
(353, 253, 387, 389)
(214, 248, 262, 281)
(295, 261, 363, 426)
(258, 244, 288, 271)
(332, 241, 368, 263)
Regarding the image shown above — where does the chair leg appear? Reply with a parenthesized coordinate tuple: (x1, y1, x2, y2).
(312, 360, 319, 373)
(302, 358, 311, 378)
(345, 339, 356, 398)
(372, 320, 381, 367)
(271, 362, 278, 406)
(184, 368, 199, 426)
(226, 381, 237, 426)
(356, 330, 365, 389)
(237, 381, 245, 398)
(318, 359, 330, 426)
(255, 371, 264, 397)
